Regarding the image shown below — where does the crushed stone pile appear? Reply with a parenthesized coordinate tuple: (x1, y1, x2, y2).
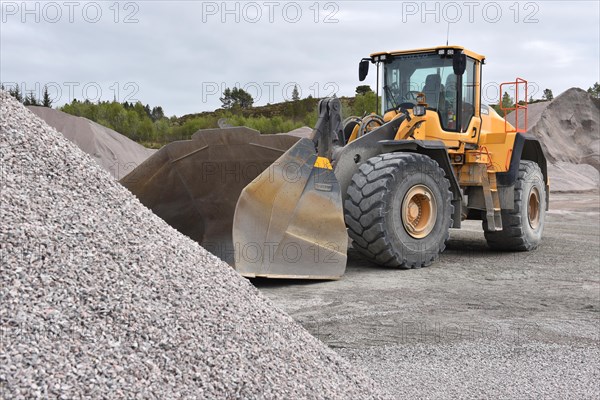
(27, 106, 155, 180)
(1, 91, 385, 399)
(505, 100, 551, 132)
(547, 162, 599, 193)
(506, 88, 600, 192)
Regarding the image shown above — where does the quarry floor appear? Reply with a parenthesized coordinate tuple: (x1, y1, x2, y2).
(254, 192, 600, 397)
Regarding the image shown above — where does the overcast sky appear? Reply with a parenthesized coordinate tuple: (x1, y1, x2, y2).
(1, 0, 599, 116)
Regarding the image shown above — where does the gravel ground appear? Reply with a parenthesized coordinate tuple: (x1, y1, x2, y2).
(257, 196, 600, 399)
(339, 340, 600, 399)
(0, 91, 386, 399)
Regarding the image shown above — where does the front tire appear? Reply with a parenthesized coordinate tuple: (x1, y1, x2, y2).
(484, 160, 546, 250)
(344, 153, 453, 268)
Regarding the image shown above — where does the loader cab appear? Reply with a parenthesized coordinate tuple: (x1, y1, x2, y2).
(363, 46, 484, 136)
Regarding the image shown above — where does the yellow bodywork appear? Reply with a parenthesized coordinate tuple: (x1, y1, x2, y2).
(381, 106, 517, 183)
(366, 47, 517, 185)
(314, 156, 333, 169)
(370, 45, 485, 63)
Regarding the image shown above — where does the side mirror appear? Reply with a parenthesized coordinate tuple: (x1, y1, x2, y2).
(453, 53, 467, 75)
(358, 59, 370, 81)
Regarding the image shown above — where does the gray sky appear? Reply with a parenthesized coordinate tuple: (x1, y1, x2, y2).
(1, 0, 599, 117)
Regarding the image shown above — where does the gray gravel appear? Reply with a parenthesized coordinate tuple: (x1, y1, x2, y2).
(507, 88, 600, 192)
(26, 105, 155, 180)
(257, 206, 600, 399)
(339, 340, 600, 399)
(0, 91, 386, 399)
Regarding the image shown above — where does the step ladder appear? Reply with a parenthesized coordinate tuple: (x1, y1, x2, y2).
(482, 171, 503, 231)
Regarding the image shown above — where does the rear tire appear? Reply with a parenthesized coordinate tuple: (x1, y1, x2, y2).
(357, 115, 384, 138)
(344, 153, 453, 268)
(484, 160, 546, 250)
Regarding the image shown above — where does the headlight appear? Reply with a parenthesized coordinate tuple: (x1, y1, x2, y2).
(413, 105, 426, 116)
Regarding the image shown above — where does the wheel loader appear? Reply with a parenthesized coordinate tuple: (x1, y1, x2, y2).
(121, 45, 548, 280)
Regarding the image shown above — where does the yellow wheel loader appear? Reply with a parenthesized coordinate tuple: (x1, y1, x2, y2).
(122, 45, 548, 280)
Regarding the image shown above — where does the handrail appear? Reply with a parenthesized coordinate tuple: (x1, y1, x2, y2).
(499, 78, 528, 134)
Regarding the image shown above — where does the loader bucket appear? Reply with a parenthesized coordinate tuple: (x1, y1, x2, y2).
(232, 138, 348, 279)
(120, 127, 300, 265)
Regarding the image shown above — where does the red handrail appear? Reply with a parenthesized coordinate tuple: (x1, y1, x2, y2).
(499, 78, 528, 133)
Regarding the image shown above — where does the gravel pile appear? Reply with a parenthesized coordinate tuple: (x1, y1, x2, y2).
(27, 106, 155, 180)
(0, 91, 385, 399)
(506, 88, 600, 193)
(547, 162, 599, 193)
(505, 88, 599, 169)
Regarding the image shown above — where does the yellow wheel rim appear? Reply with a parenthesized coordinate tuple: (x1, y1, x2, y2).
(402, 185, 437, 239)
(528, 186, 541, 230)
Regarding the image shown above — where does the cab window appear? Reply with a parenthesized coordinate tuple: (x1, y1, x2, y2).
(461, 57, 476, 132)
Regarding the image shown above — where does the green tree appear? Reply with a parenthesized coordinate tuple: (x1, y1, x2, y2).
(126, 109, 141, 140)
(587, 82, 600, 98)
(139, 117, 156, 142)
(355, 85, 373, 95)
(9, 85, 23, 102)
(220, 88, 233, 108)
(501, 91, 514, 109)
(291, 84, 300, 101)
(352, 91, 378, 116)
(133, 101, 148, 119)
(233, 88, 254, 108)
(151, 106, 165, 122)
(155, 118, 170, 142)
(103, 101, 123, 128)
(220, 87, 254, 109)
(491, 91, 513, 115)
(23, 91, 39, 106)
(542, 88, 553, 101)
(42, 86, 52, 107)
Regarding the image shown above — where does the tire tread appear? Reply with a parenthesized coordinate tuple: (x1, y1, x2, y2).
(484, 160, 545, 251)
(344, 153, 453, 268)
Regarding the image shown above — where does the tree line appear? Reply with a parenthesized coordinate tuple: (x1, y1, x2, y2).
(1, 84, 333, 146)
(2, 84, 54, 107)
(0, 82, 382, 146)
(15, 80, 596, 146)
(60, 99, 170, 144)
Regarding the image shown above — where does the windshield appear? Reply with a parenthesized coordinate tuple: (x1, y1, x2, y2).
(383, 53, 458, 129)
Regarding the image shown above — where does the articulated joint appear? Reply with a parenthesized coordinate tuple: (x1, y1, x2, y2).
(311, 97, 344, 160)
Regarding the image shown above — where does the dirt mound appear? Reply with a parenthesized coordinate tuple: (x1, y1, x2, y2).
(505, 100, 551, 130)
(506, 88, 600, 192)
(27, 106, 155, 180)
(548, 162, 600, 192)
(2, 92, 385, 399)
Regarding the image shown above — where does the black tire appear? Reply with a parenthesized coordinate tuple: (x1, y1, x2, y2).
(484, 160, 546, 250)
(342, 116, 361, 142)
(357, 115, 384, 138)
(344, 153, 454, 268)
